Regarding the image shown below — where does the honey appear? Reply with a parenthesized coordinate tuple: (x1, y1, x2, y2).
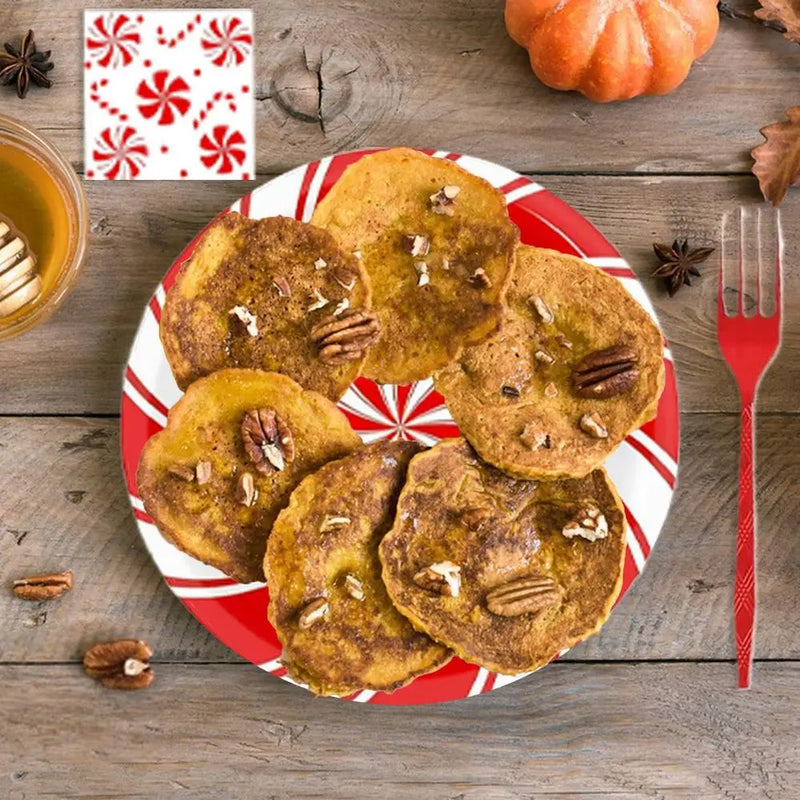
(0, 142, 71, 301)
(0, 114, 87, 340)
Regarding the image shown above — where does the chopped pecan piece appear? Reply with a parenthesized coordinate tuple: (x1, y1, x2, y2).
(314, 257, 327, 270)
(572, 345, 639, 398)
(414, 261, 430, 286)
(414, 561, 461, 598)
(344, 574, 365, 601)
(485, 574, 561, 617)
(534, 349, 555, 365)
(273, 276, 291, 298)
(429, 185, 460, 215)
(468, 268, 492, 288)
(168, 464, 196, 482)
(298, 598, 329, 629)
(402, 234, 430, 257)
(579, 412, 609, 439)
(236, 472, 258, 507)
(195, 461, 212, 485)
(12, 571, 73, 601)
(229, 305, 259, 337)
(310, 308, 381, 366)
(544, 381, 558, 398)
(556, 333, 573, 350)
(562, 505, 609, 542)
(83, 639, 154, 690)
(320, 514, 351, 532)
(501, 385, 520, 398)
(241, 409, 295, 473)
(520, 422, 551, 451)
(308, 288, 329, 312)
(530, 295, 554, 324)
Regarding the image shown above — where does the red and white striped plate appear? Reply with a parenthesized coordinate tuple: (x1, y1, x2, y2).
(121, 149, 679, 704)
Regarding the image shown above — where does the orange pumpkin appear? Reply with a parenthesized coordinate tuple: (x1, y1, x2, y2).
(505, 0, 720, 102)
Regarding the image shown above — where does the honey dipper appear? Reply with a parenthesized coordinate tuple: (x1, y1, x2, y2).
(0, 217, 41, 319)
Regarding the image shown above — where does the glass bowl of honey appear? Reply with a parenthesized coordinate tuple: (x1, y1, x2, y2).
(0, 114, 88, 341)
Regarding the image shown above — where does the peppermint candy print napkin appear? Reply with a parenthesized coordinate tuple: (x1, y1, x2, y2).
(84, 9, 254, 180)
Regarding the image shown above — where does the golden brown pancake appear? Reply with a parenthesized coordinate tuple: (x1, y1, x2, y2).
(137, 369, 361, 583)
(311, 148, 519, 384)
(379, 438, 627, 674)
(160, 213, 376, 401)
(265, 441, 451, 696)
(434, 246, 665, 479)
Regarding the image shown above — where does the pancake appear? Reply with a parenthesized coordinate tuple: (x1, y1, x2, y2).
(265, 441, 451, 696)
(379, 438, 627, 674)
(137, 369, 361, 583)
(160, 213, 376, 401)
(434, 246, 665, 479)
(311, 148, 519, 383)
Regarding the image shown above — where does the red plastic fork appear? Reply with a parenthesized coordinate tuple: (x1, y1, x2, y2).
(717, 207, 782, 689)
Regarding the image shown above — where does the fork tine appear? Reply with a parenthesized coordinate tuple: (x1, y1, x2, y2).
(737, 206, 745, 316)
(719, 212, 730, 318)
(755, 207, 762, 314)
(775, 208, 783, 313)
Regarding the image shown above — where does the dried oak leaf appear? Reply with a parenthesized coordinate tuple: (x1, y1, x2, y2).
(751, 107, 800, 206)
(755, 0, 800, 43)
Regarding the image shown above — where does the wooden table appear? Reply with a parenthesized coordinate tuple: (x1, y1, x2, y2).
(2, 1, 799, 797)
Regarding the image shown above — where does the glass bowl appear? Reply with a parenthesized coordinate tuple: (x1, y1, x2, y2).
(0, 114, 88, 341)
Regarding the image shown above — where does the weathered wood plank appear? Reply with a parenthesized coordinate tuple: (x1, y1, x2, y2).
(0, 176, 797, 415)
(1, 662, 798, 799)
(2, 414, 799, 663)
(2, 0, 798, 174)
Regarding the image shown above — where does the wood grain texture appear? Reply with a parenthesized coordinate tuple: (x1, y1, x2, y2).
(2, 415, 799, 664)
(3, 0, 800, 174)
(1, 662, 798, 799)
(0, 176, 797, 415)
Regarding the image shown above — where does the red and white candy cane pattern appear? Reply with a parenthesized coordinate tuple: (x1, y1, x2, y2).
(84, 10, 254, 181)
(201, 17, 253, 67)
(85, 12, 142, 69)
(121, 149, 680, 704)
(92, 126, 149, 180)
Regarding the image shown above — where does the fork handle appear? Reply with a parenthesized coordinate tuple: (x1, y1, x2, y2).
(735, 399, 756, 689)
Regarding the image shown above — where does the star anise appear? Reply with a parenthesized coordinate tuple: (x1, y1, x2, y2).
(652, 239, 715, 297)
(0, 30, 54, 99)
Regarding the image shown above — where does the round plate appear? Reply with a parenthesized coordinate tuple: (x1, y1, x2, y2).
(121, 148, 679, 704)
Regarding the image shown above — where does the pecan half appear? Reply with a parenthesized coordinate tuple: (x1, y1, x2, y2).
(485, 573, 561, 617)
(241, 409, 295, 473)
(414, 561, 461, 598)
(571, 345, 639, 398)
(298, 598, 329, 629)
(310, 308, 381, 366)
(236, 472, 258, 507)
(13, 571, 73, 601)
(83, 639, 154, 690)
(562, 505, 609, 542)
(459, 507, 497, 531)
